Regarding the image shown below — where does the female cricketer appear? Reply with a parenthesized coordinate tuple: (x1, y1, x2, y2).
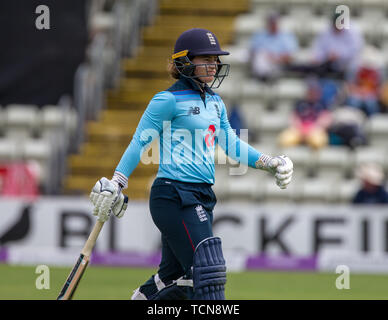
(89, 28, 294, 300)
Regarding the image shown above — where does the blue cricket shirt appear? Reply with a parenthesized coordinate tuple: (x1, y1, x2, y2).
(114, 77, 262, 185)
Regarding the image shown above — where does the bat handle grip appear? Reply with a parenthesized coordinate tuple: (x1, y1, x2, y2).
(81, 185, 122, 257)
(81, 220, 104, 257)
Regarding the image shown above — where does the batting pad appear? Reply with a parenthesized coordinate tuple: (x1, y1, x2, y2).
(192, 237, 227, 300)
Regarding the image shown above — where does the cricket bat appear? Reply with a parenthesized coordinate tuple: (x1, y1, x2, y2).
(57, 220, 104, 300)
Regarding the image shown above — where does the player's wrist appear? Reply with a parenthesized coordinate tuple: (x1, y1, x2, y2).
(112, 171, 128, 189)
(254, 154, 273, 171)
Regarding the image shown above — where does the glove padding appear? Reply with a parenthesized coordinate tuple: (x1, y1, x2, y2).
(256, 154, 293, 189)
(90, 177, 128, 222)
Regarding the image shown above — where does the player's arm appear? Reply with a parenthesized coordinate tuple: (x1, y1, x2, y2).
(90, 91, 176, 222)
(113, 92, 176, 185)
(217, 103, 261, 168)
(218, 104, 293, 189)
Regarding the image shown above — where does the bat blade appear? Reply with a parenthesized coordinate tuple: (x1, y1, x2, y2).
(57, 253, 90, 300)
(57, 220, 104, 300)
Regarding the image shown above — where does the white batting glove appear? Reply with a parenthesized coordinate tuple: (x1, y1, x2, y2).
(256, 154, 293, 189)
(90, 177, 128, 222)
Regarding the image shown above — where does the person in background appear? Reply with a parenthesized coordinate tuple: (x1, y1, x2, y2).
(311, 11, 364, 79)
(248, 12, 298, 82)
(327, 105, 367, 149)
(378, 81, 388, 113)
(345, 65, 382, 117)
(278, 78, 332, 150)
(352, 163, 388, 204)
(287, 11, 364, 79)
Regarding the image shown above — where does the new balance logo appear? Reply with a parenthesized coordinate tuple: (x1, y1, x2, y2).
(206, 32, 216, 45)
(188, 106, 200, 115)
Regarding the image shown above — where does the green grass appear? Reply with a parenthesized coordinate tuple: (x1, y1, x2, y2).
(0, 264, 388, 300)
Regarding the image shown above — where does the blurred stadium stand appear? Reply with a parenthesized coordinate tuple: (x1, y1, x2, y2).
(0, 0, 155, 196)
(0, 0, 88, 195)
(1, 0, 387, 203)
(64, 0, 250, 199)
(214, 0, 388, 203)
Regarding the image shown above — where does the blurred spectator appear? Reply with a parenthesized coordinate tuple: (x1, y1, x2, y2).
(327, 105, 367, 149)
(352, 163, 388, 204)
(278, 78, 332, 150)
(378, 81, 388, 113)
(344, 65, 382, 117)
(318, 78, 341, 109)
(287, 11, 363, 79)
(311, 11, 364, 78)
(248, 12, 298, 82)
(0, 163, 39, 197)
(228, 104, 244, 137)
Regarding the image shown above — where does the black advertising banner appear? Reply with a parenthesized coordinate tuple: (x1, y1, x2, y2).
(0, 0, 87, 107)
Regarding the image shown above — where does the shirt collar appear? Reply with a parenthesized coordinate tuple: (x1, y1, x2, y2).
(179, 76, 215, 95)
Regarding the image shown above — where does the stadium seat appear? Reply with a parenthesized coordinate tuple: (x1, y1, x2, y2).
(227, 173, 261, 201)
(251, 143, 276, 157)
(39, 105, 67, 134)
(256, 111, 290, 144)
(241, 80, 273, 104)
(361, 0, 387, 8)
(22, 138, 53, 186)
(353, 17, 384, 46)
(213, 166, 230, 200)
(314, 146, 352, 180)
(0, 138, 20, 161)
(215, 76, 240, 101)
(262, 174, 301, 203)
(234, 12, 265, 42)
(299, 177, 337, 203)
(222, 47, 250, 84)
(297, 16, 329, 46)
(353, 146, 387, 167)
(4, 104, 39, 139)
(312, 0, 361, 15)
(352, 146, 388, 180)
(239, 102, 268, 131)
(291, 48, 313, 64)
(359, 0, 388, 22)
(287, 5, 314, 21)
(273, 78, 306, 101)
(335, 178, 360, 203)
(275, 100, 295, 114)
(365, 114, 388, 147)
(278, 146, 314, 179)
(278, 15, 302, 37)
(215, 154, 265, 201)
(38, 105, 78, 150)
